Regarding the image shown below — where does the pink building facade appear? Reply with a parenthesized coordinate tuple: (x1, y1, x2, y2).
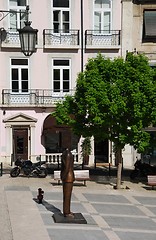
(0, 0, 121, 166)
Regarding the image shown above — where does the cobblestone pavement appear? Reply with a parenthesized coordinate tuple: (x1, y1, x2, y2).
(0, 166, 156, 240)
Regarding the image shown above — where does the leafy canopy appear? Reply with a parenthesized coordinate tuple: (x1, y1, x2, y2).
(53, 53, 156, 153)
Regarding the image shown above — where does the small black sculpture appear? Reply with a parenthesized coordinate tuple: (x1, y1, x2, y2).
(37, 188, 44, 204)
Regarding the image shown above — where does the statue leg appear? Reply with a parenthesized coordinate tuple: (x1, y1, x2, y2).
(63, 182, 73, 217)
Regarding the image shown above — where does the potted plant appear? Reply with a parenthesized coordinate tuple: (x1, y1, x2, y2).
(81, 137, 92, 166)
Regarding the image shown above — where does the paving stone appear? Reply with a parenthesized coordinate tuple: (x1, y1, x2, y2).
(47, 229, 109, 240)
(92, 203, 144, 215)
(5, 186, 30, 191)
(147, 206, 156, 215)
(83, 193, 131, 203)
(116, 231, 156, 240)
(104, 215, 156, 230)
(133, 196, 156, 206)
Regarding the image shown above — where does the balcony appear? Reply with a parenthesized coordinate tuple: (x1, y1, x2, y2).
(1, 28, 38, 49)
(1, 30, 20, 48)
(43, 29, 80, 49)
(85, 30, 121, 49)
(2, 89, 75, 107)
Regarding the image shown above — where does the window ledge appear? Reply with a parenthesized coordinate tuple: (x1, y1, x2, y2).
(141, 42, 156, 46)
(43, 44, 79, 50)
(85, 45, 121, 50)
(1, 42, 20, 49)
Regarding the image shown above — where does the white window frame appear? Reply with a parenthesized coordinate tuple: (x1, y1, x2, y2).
(10, 58, 29, 94)
(52, 59, 71, 97)
(52, 0, 71, 33)
(93, 0, 112, 33)
(8, 0, 28, 31)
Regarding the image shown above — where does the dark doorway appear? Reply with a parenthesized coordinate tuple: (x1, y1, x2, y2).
(13, 128, 28, 160)
(142, 131, 156, 165)
(94, 139, 109, 164)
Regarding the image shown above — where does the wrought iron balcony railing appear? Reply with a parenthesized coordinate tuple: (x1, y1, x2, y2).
(43, 29, 80, 47)
(2, 89, 75, 106)
(2, 29, 20, 46)
(85, 30, 121, 48)
(1, 28, 38, 47)
(2, 28, 79, 48)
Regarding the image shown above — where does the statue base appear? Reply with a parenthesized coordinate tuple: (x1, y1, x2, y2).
(53, 212, 87, 224)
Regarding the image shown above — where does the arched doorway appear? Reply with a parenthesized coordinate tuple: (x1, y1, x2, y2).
(42, 115, 79, 153)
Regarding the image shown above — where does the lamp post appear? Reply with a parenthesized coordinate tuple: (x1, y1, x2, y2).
(0, 5, 38, 56)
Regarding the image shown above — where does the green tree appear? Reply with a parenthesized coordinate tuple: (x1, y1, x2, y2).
(53, 53, 156, 189)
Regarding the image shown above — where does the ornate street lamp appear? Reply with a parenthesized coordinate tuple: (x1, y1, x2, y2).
(0, 5, 38, 56)
(18, 21, 38, 56)
(17, 6, 38, 56)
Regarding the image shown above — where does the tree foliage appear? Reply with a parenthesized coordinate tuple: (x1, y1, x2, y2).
(53, 53, 156, 153)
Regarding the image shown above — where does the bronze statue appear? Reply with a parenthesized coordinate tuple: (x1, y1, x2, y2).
(61, 148, 75, 217)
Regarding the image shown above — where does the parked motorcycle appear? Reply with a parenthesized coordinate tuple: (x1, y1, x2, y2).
(10, 158, 47, 178)
(130, 158, 156, 180)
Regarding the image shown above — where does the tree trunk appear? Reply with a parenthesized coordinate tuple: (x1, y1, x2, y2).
(83, 155, 89, 165)
(116, 148, 122, 189)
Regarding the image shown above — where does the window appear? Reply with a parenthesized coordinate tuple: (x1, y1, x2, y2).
(52, 0, 70, 33)
(10, 59, 29, 93)
(52, 59, 70, 94)
(9, 0, 27, 31)
(143, 10, 156, 43)
(94, 0, 112, 33)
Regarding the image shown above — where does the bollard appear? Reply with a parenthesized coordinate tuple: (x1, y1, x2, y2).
(0, 162, 2, 176)
(37, 188, 44, 204)
(94, 157, 96, 169)
(108, 163, 111, 177)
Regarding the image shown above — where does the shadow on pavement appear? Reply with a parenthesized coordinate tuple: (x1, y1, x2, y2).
(33, 198, 61, 214)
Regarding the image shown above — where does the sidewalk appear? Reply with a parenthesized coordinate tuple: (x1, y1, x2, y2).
(0, 168, 156, 240)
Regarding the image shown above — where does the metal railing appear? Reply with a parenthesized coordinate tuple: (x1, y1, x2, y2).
(85, 30, 121, 47)
(2, 89, 75, 106)
(2, 28, 120, 48)
(43, 29, 79, 46)
(2, 28, 38, 46)
(1, 29, 80, 48)
(3, 30, 20, 45)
